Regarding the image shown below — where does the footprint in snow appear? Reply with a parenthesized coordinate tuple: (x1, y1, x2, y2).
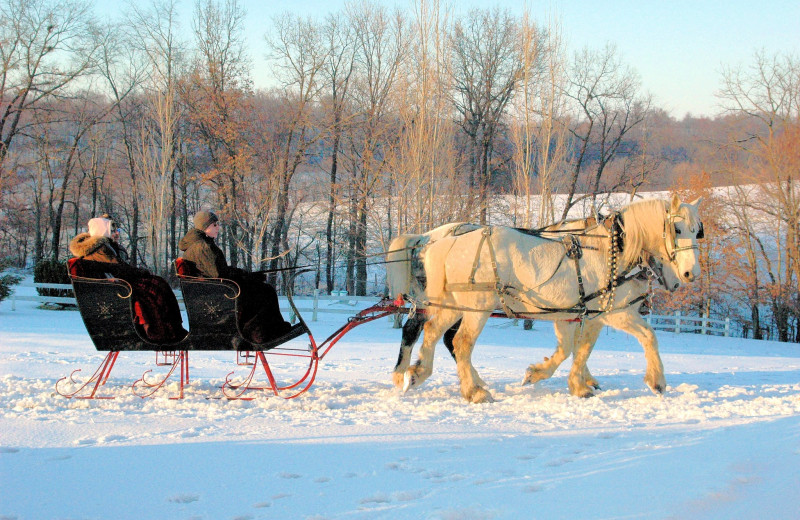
(0, 447, 20, 454)
(314, 476, 331, 483)
(252, 502, 271, 508)
(167, 494, 200, 504)
(46, 454, 72, 462)
(278, 472, 302, 479)
(545, 457, 573, 467)
(393, 489, 427, 502)
(360, 493, 391, 504)
(98, 435, 126, 444)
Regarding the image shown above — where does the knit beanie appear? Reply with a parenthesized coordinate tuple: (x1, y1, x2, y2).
(193, 210, 219, 231)
(88, 217, 114, 238)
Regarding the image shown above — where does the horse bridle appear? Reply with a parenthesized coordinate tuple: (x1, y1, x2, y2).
(663, 209, 703, 263)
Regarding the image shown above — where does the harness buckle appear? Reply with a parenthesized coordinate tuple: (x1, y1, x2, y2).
(563, 235, 582, 259)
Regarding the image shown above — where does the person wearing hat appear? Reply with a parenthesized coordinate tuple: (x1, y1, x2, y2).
(70, 215, 188, 344)
(179, 210, 292, 343)
(71, 216, 133, 269)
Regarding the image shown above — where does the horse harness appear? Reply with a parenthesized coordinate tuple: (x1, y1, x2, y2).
(428, 213, 652, 320)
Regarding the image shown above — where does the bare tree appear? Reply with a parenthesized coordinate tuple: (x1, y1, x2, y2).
(343, 1, 406, 295)
(320, 11, 355, 293)
(95, 14, 150, 266)
(508, 11, 569, 228)
(30, 93, 113, 261)
(127, 0, 187, 272)
(718, 51, 800, 341)
(450, 8, 523, 224)
(185, 0, 252, 268)
(561, 43, 650, 220)
(388, 0, 460, 236)
(264, 12, 328, 289)
(0, 0, 98, 194)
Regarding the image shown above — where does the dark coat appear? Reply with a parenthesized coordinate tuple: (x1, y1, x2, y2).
(178, 228, 291, 343)
(177, 229, 249, 280)
(70, 233, 187, 344)
(69, 233, 143, 279)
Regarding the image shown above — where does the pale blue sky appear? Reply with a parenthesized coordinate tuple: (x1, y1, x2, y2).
(97, 0, 800, 118)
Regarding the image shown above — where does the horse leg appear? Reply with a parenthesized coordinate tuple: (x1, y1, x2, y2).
(522, 320, 574, 386)
(451, 312, 494, 403)
(441, 319, 488, 387)
(577, 324, 603, 390)
(567, 319, 604, 398)
(404, 310, 460, 391)
(393, 313, 425, 388)
(442, 319, 460, 360)
(605, 311, 666, 394)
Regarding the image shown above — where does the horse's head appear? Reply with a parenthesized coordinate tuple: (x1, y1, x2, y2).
(662, 194, 703, 288)
(620, 195, 704, 292)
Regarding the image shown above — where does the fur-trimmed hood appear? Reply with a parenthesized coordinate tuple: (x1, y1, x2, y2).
(69, 233, 118, 262)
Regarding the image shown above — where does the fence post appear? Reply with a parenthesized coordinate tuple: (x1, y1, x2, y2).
(10, 291, 16, 311)
(724, 317, 731, 337)
(675, 311, 681, 333)
(312, 289, 319, 322)
(646, 313, 652, 326)
(701, 315, 708, 335)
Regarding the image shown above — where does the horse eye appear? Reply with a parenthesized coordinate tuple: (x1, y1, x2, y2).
(674, 226, 682, 235)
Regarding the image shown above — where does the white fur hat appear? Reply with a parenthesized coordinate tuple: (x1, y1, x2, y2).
(88, 217, 114, 238)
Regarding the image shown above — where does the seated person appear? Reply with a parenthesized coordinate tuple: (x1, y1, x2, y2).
(70, 216, 187, 344)
(178, 210, 292, 343)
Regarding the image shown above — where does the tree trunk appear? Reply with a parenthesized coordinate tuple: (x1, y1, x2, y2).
(356, 201, 368, 295)
(325, 121, 341, 293)
(751, 303, 762, 340)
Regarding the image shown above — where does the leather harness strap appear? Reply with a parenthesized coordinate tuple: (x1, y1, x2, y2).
(437, 213, 643, 319)
(446, 227, 516, 318)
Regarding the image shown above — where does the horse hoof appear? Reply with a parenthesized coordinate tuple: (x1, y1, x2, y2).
(569, 387, 594, 398)
(522, 367, 546, 386)
(402, 372, 416, 393)
(392, 371, 405, 389)
(645, 376, 666, 395)
(469, 388, 495, 403)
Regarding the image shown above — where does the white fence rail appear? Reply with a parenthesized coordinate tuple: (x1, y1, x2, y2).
(9, 282, 732, 337)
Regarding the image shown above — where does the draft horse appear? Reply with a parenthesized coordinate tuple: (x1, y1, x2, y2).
(387, 195, 704, 403)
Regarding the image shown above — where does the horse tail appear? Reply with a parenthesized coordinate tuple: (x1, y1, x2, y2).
(386, 234, 422, 300)
(386, 223, 470, 301)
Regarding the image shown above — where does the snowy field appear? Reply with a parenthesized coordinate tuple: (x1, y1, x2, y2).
(2, 283, 800, 520)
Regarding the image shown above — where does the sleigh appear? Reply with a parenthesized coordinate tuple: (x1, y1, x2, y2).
(57, 257, 400, 399)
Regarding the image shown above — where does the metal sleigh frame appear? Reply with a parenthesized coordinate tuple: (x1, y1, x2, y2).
(57, 257, 402, 400)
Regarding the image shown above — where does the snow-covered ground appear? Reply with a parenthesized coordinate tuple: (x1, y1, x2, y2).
(2, 282, 800, 520)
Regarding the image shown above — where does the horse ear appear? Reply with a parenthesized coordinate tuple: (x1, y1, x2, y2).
(670, 193, 681, 213)
(690, 196, 703, 208)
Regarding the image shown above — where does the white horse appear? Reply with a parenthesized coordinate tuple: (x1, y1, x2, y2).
(386, 195, 703, 403)
(388, 220, 681, 395)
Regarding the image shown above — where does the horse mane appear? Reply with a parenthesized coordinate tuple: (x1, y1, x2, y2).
(618, 199, 668, 269)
